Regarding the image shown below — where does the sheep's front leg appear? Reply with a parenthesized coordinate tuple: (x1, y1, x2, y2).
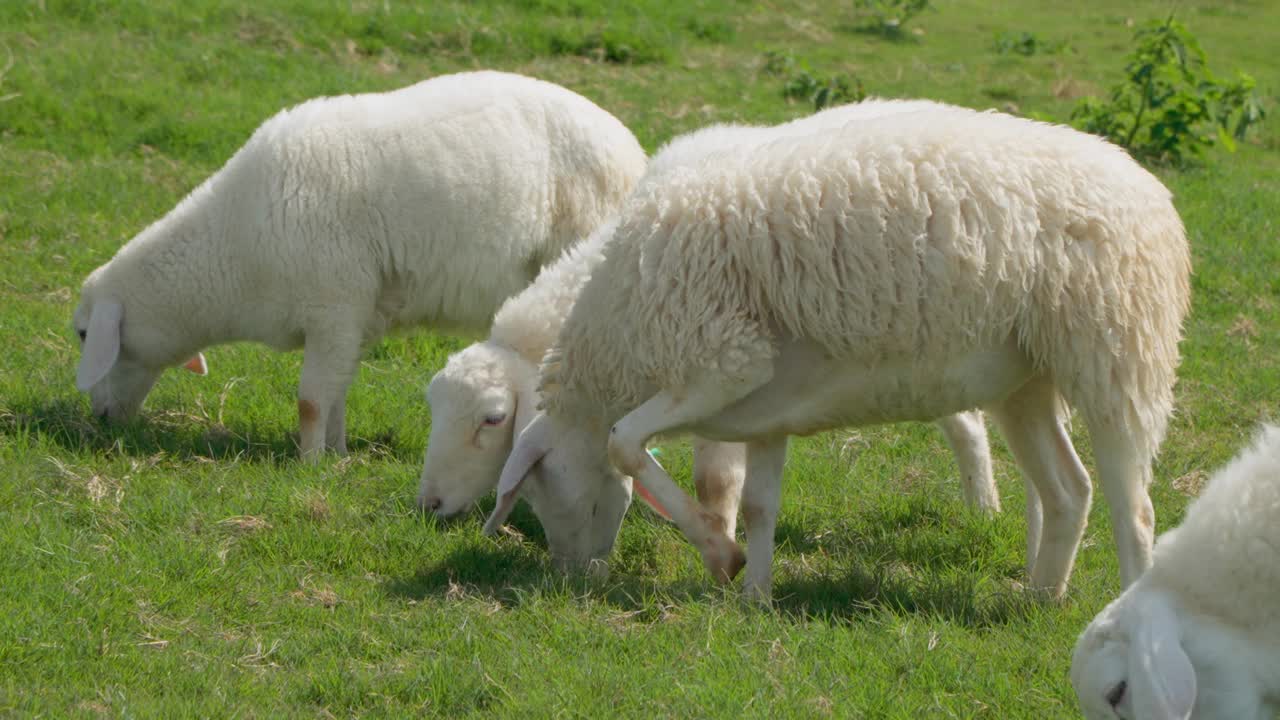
(740, 437, 788, 604)
(298, 328, 362, 462)
(692, 438, 746, 539)
(326, 388, 349, 455)
(608, 367, 773, 584)
(935, 411, 999, 514)
(1024, 479, 1043, 575)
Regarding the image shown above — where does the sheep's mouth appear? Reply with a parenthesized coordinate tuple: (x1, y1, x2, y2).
(427, 502, 476, 523)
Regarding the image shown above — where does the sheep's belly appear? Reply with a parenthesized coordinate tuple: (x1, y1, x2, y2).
(695, 336, 1034, 442)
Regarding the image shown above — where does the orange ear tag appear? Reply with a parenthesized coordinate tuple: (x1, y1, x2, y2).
(635, 449, 673, 520)
(182, 353, 208, 376)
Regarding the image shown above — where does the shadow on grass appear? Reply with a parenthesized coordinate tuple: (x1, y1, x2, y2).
(383, 537, 717, 614)
(388, 493, 1038, 627)
(837, 22, 923, 43)
(0, 398, 417, 464)
(770, 565, 1039, 627)
(769, 501, 1034, 625)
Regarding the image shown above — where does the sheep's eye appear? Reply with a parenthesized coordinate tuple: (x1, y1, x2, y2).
(77, 329, 87, 342)
(1106, 680, 1127, 709)
(482, 413, 507, 427)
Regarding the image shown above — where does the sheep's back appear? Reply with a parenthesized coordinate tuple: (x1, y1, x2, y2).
(212, 71, 644, 334)
(544, 104, 1190, 451)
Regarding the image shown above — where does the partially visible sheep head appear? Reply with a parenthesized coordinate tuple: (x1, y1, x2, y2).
(417, 342, 540, 517)
(483, 412, 631, 572)
(1071, 588, 1197, 719)
(73, 273, 206, 422)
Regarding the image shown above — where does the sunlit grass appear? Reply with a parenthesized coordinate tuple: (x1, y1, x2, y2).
(1, 0, 1276, 715)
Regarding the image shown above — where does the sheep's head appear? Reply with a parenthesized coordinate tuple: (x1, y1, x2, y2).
(73, 272, 206, 422)
(483, 412, 631, 572)
(1071, 588, 1197, 720)
(417, 342, 537, 517)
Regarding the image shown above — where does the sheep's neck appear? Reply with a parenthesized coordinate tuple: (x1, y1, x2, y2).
(117, 182, 245, 353)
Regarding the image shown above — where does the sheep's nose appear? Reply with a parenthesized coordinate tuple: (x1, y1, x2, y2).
(419, 495, 442, 512)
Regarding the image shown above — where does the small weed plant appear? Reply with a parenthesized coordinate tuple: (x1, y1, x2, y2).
(1071, 16, 1265, 164)
(854, 0, 931, 38)
(764, 51, 866, 110)
(549, 28, 668, 64)
(992, 30, 1065, 56)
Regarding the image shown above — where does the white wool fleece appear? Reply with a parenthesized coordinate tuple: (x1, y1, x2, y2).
(72, 71, 646, 458)
(489, 102, 1189, 597)
(543, 103, 1190, 459)
(418, 99, 1003, 519)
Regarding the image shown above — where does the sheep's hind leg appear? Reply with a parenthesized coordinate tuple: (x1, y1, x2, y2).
(988, 375, 1091, 599)
(1023, 479, 1043, 576)
(608, 365, 773, 585)
(298, 327, 362, 463)
(935, 411, 999, 514)
(1083, 411, 1156, 588)
(692, 438, 746, 539)
(740, 437, 788, 604)
(936, 409, 1040, 571)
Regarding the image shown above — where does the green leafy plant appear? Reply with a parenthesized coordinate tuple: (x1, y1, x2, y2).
(548, 27, 669, 64)
(1071, 16, 1265, 164)
(992, 30, 1065, 56)
(854, 0, 930, 38)
(764, 51, 866, 110)
(686, 17, 734, 42)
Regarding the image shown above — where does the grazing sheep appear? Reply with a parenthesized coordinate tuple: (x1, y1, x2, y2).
(72, 71, 646, 459)
(417, 101, 1000, 535)
(1072, 425, 1280, 720)
(483, 102, 1191, 600)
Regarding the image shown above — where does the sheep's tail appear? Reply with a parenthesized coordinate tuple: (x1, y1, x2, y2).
(1024, 200, 1191, 462)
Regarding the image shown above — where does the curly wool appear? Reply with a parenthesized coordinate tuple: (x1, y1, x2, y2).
(489, 219, 618, 368)
(95, 70, 646, 341)
(541, 102, 1189, 458)
(494, 98, 944, 367)
(1146, 425, 1280, 637)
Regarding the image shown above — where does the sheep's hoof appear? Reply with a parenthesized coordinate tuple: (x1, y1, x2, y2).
(703, 537, 746, 584)
(1028, 582, 1068, 603)
(742, 582, 773, 607)
(586, 558, 611, 582)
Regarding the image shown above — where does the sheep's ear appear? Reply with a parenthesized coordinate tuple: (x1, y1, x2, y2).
(182, 353, 208, 376)
(1129, 594, 1196, 720)
(76, 299, 123, 392)
(482, 413, 551, 535)
(512, 370, 541, 438)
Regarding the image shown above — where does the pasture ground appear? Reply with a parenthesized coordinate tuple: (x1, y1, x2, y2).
(1, 1, 1277, 716)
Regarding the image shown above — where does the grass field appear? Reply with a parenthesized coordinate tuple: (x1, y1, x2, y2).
(1, 0, 1277, 716)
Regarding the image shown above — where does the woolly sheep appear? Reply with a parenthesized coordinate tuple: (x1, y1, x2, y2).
(1071, 425, 1280, 720)
(417, 221, 994, 526)
(72, 71, 646, 459)
(417, 101, 1000, 532)
(483, 102, 1191, 601)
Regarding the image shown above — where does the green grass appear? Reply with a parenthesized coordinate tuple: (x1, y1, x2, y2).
(1, 0, 1278, 716)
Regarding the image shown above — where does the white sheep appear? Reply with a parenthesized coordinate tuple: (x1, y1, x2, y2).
(417, 101, 1001, 538)
(1071, 425, 1280, 720)
(72, 71, 646, 459)
(483, 101, 1191, 600)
